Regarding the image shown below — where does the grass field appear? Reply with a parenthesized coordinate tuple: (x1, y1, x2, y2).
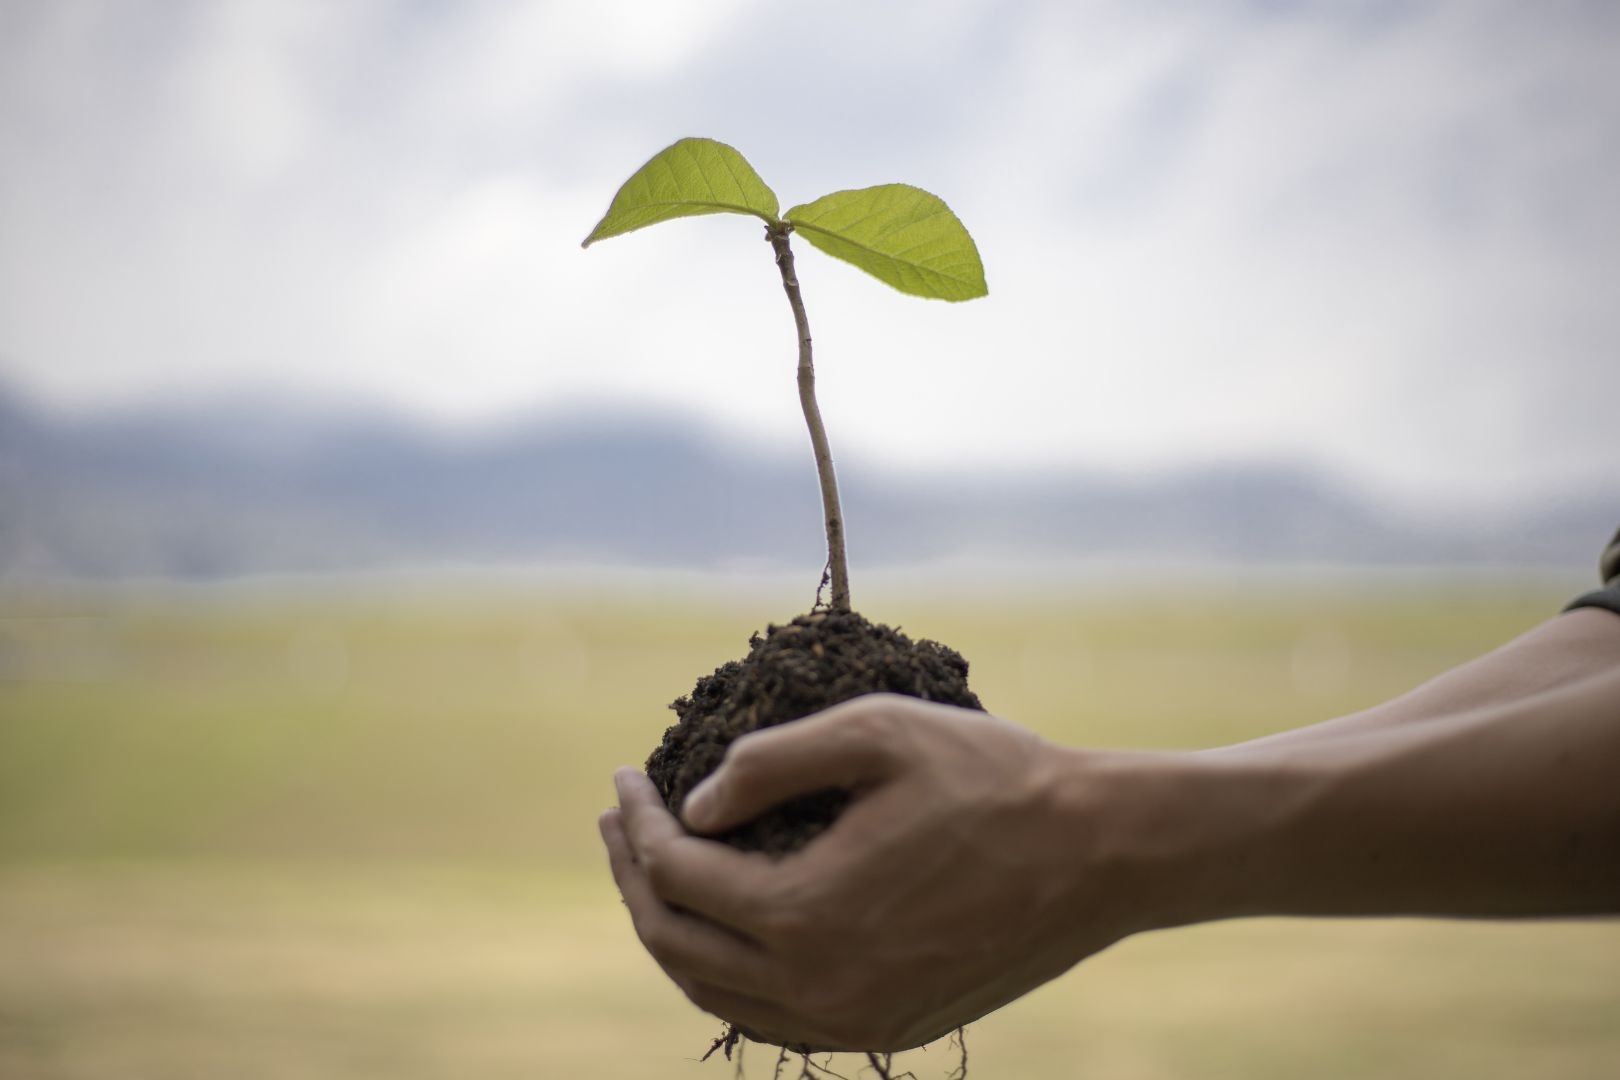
(1, 575, 1616, 1079)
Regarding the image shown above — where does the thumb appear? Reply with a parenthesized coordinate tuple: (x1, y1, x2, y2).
(681, 696, 903, 834)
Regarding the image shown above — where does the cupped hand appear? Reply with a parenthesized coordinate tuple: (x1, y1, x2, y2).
(600, 694, 1147, 1051)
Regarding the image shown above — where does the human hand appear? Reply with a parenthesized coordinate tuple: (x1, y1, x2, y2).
(600, 694, 1152, 1051)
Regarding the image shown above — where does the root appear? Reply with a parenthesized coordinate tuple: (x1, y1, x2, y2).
(802, 1055, 852, 1080)
(864, 1050, 918, 1080)
(702, 1025, 743, 1063)
(947, 1028, 968, 1080)
(812, 562, 832, 612)
(696, 1024, 965, 1080)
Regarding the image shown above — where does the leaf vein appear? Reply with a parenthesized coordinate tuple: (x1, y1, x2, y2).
(794, 222, 979, 287)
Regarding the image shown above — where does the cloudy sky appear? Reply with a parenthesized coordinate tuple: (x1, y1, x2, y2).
(1, 0, 1616, 509)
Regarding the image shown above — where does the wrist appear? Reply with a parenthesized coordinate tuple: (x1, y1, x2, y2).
(1046, 744, 1317, 934)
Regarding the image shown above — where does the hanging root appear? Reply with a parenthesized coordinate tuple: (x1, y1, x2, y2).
(946, 1028, 968, 1080)
(698, 1025, 964, 1080)
(864, 1050, 919, 1080)
(702, 1025, 743, 1063)
(800, 1053, 853, 1080)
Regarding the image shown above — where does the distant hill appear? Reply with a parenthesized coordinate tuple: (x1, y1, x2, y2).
(0, 383, 1609, 580)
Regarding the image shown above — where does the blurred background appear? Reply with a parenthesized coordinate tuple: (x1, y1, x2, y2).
(1, 2, 1616, 1078)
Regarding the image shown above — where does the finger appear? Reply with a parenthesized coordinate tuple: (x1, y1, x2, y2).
(613, 770, 783, 933)
(598, 809, 781, 998)
(680, 695, 904, 834)
(612, 767, 691, 853)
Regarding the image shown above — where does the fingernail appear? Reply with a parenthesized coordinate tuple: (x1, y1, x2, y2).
(682, 779, 715, 830)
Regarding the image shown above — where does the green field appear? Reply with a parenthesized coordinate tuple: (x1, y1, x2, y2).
(1, 576, 1616, 1079)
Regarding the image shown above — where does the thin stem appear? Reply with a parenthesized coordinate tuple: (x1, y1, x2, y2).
(767, 223, 850, 611)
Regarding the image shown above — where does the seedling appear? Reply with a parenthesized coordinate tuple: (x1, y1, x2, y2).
(583, 137, 987, 609)
(584, 138, 989, 1074)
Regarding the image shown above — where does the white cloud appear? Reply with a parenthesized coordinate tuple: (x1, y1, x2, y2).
(175, 2, 326, 184)
(1, 0, 1616, 510)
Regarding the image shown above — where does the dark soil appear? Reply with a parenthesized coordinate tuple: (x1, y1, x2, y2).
(646, 608, 984, 854)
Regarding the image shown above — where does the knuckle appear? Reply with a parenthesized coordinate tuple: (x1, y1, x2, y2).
(640, 843, 673, 891)
(723, 736, 766, 784)
(841, 694, 903, 737)
(639, 836, 688, 897)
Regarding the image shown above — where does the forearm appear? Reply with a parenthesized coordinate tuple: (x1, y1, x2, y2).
(1223, 608, 1620, 752)
(1088, 663, 1620, 931)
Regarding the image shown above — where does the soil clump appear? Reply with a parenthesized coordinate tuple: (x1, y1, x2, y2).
(647, 608, 984, 854)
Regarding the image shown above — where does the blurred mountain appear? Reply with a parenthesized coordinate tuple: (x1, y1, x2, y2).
(0, 382, 1610, 580)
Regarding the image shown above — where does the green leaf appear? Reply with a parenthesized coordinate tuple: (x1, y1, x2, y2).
(784, 184, 987, 301)
(581, 137, 779, 247)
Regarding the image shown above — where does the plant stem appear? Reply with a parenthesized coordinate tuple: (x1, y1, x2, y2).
(767, 223, 850, 611)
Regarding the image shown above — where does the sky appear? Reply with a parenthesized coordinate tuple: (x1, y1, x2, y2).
(1, 0, 1616, 510)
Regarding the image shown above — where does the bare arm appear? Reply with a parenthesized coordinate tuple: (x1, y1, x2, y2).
(601, 608, 1620, 1051)
(1223, 607, 1620, 751)
(1113, 620, 1620, 925)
